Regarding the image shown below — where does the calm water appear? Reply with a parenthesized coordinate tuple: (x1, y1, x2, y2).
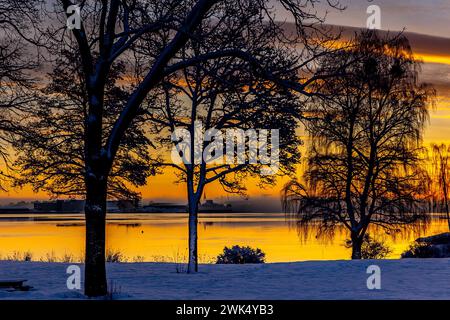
(0, 213, 448, 262)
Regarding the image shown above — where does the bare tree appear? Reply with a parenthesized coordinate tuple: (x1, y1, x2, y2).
(0, 0, 41, 189)
(13, 49, 155, 200)
(10, 0, 342, 296)
(430, 143, 450, 230)
(283, 31, 435, 259)
(148, 12, 304, 272)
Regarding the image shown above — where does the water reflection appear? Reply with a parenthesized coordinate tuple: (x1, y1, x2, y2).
(0, 213, 447, 262)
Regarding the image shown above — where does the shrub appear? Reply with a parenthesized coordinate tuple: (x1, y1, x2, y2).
(401, 242, 436, 258)
(7, 251, 23, 261)
(345, 234, 392, 259)
(216, 245, 265, 264)
(41, 251, 57, 263)
(23, 251, 33, 262)
(172, 250, 187, 273)
(132, 255, 145, 263)
(401, 233, 450, 258)
(61, 253, 75, 263)
(106, 249, 125, 263)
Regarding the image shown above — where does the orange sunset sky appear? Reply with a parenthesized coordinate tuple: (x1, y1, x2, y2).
(1, 0, 450, 209)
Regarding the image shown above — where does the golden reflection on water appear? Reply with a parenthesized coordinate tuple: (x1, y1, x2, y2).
(0, 213, 448, 262)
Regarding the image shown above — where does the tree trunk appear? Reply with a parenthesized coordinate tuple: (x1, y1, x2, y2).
(84, 179, 108, 297)
(351, 233, 363, 260)
(187, 197, 199, 273)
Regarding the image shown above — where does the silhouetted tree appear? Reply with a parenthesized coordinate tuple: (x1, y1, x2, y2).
(430, 143, 450, 230)
(10, 0, 342, 296)
(14, 50, 155, 200)
(0, 0, 41, 189)
(283, 31, 435, 259)
(149, 12, 304, 272)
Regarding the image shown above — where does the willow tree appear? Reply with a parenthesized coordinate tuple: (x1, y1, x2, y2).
(283, 31, 435, 259)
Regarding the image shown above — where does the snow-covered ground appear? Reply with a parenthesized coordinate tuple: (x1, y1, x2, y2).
(0, 259, 449, 300)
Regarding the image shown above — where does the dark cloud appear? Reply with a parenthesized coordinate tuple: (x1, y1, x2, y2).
(272, 0, 450, 38)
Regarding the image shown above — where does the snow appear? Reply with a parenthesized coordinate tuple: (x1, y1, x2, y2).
(0, 259, 449, 300)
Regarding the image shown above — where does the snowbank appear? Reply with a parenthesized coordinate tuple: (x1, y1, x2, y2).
(0, 259, 449, 300)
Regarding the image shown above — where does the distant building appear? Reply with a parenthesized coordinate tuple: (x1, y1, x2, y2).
(34, 200, 85, 212)
(141, 202, 187, 213)
(107, 199, 141, 212)
(34, 199, 141, 213)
